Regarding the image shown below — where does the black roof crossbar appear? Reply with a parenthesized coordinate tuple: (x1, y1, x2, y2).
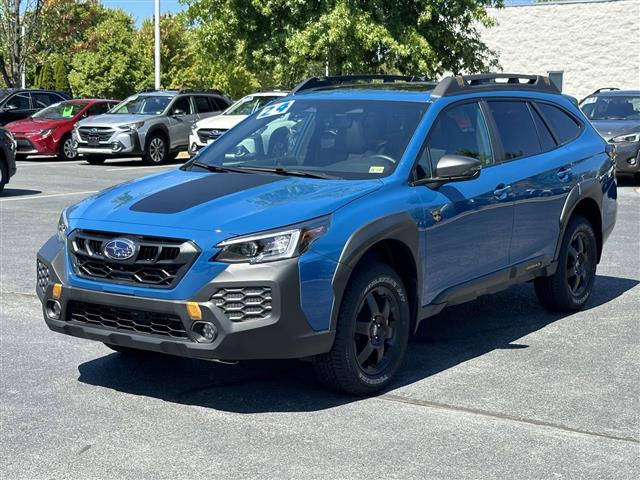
(431, 73, 560, 97)
(291, 74, 428, 94)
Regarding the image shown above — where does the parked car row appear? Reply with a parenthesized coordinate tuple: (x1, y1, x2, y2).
(1, 83, 638, 182)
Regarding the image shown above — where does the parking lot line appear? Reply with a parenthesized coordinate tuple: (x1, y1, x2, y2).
(105, 165, 175, 171)
(0, 190, 97, 203)
(16, 160, 86, 167)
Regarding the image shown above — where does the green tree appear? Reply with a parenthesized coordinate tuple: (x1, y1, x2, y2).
(67, 9, 150, 98)
(38, 60, 55, 89)
(182, 0, 503, 94)
(53, 56, 70, 91)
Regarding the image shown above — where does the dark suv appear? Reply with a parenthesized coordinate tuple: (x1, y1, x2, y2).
(0, 126, 17, 193)
(37, 74, 617, 394)
(0, 89, 71, 125)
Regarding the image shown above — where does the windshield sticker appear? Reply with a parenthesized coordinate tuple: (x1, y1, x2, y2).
(257, 100, 295, 119)
(582, 96, 597, 104)
(62, 106, 75, 117)
(369, 166, 385, 174)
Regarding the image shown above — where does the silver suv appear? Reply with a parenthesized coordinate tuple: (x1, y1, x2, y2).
(73, 89, 232, 165)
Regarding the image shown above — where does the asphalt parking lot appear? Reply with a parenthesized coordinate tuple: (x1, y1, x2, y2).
(1, 157, 639, 479)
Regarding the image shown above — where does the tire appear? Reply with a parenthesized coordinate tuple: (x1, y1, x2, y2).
(0, 160, 6, 194)
(534, 215, 598, 312)
(85, 155, 106, 165)
(104, 343, 158, 356)
(312, 261, 411, 395)
(142, 133, 168, 165)
(57, 134, 78, 161)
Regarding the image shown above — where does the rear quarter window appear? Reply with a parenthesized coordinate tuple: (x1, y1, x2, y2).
(537, 103, 581, 144)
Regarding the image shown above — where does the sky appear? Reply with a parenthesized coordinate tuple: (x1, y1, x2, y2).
(98, 0, 186, 25)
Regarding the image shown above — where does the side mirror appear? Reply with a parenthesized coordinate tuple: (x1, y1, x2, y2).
(420, 154, 482, 188)
(172, 108, 186, 117)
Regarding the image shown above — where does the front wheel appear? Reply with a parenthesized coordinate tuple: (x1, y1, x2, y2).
(534, 215, 597, 312)
(142, 134, 168, 165)
(57, 134, 78, 161)
(313, 261, 410, 395)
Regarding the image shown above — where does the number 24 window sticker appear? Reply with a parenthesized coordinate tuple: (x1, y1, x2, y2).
(257, 100, 295, 119)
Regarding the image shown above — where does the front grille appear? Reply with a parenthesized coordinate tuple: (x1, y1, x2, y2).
(211, 287, 272, 322)
(36, 260, 50, 295)
(16, 138, 35, 152)
(197, 128, 227, 143)
(67, 301, 189, 339)
(77, 127, 115, 143)
(68, 230, 199, 289)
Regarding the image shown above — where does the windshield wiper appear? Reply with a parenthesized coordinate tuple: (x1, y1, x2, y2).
(189, 161, 254, 174)
(233, 166, 338, 179)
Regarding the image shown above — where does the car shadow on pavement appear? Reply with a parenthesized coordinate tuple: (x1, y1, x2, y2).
(0, 188, 42, 198)
(77, 274, 638, 412)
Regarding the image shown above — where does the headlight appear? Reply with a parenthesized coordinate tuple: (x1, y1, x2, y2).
(612, 132, 640, 143)
(40, 128, 53, 138)
(119, 121, 145, 132)
(56, 210, 69, 243)
(215, 217, 330, 264)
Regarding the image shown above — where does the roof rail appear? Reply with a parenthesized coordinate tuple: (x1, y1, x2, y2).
(178, 88, 224, 96)
(587, 87, 620, 96)
(291, 74, 428, 94)
(431, 73, 560, 97)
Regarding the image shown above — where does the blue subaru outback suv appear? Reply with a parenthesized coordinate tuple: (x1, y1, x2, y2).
(37, 74, 617, 394)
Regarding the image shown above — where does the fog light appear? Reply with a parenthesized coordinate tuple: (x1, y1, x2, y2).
(192, 321, 217, 343)
(45, 299, 62, 320)
(627, 157, 637, 166)
(112, 142, 123, 152)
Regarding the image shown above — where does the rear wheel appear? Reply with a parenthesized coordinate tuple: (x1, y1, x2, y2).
(57, 134, 78, 161)
(534, 215, 597, 312)
(85, 155, 106, 165)
(142, 133, 168, 165)
(313, 261, 410, 395)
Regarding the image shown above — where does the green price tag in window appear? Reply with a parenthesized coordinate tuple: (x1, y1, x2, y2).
(62, 106, 74, 117)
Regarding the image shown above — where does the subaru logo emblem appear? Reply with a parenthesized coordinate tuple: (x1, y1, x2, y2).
(104, 238, 136, 261)
(90, 128, 98, 134)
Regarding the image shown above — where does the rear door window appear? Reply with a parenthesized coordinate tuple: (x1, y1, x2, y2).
(530, 105, 557, 151)
(171, 96, 193, 115)
(487, 101, 541, 160)
(194, 96, 214, 113)
(33, 92, 60, 108)
(537, 103, 581, 144)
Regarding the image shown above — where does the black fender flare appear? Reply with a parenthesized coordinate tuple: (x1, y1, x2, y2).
(329, 212, 422, 331)
(555, 178, 603, 262)
(143, 125, 171, 150)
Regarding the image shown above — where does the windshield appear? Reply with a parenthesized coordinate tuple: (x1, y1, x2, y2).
(581, 95, 640, 120)
(110, 95, 171, 115)
(192, 99, 428, 180)
(32, 101, 88, 119)
(225, 95, 287, 116)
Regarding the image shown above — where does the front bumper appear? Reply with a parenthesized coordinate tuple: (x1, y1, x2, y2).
(74, 130, 143, 157)
(1, 139, 16, 179)
(613, 142, 640, 173)
(36, 239, 334, 361)
(14, 133, 58, 155)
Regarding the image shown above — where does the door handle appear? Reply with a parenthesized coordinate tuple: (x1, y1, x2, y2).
(557, 167, 573, 182)
(493, 184, 512, 201)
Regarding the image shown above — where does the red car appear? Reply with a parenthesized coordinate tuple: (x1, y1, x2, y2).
(5, 99, 118, 161)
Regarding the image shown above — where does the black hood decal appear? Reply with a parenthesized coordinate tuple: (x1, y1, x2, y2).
(130, 173, 282, 214)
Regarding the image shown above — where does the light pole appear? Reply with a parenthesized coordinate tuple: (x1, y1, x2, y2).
(154, 0, 161, 90)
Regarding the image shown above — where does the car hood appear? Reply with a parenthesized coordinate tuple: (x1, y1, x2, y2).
(5, 117, 70, 133)
(76, 114, 156, 128)
(590, 120, 640, 140)
(195, 115, 246, 130)
(68, 169, 382, 236)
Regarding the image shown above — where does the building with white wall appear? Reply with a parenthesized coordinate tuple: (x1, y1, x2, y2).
(481, 0, 640, 99)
